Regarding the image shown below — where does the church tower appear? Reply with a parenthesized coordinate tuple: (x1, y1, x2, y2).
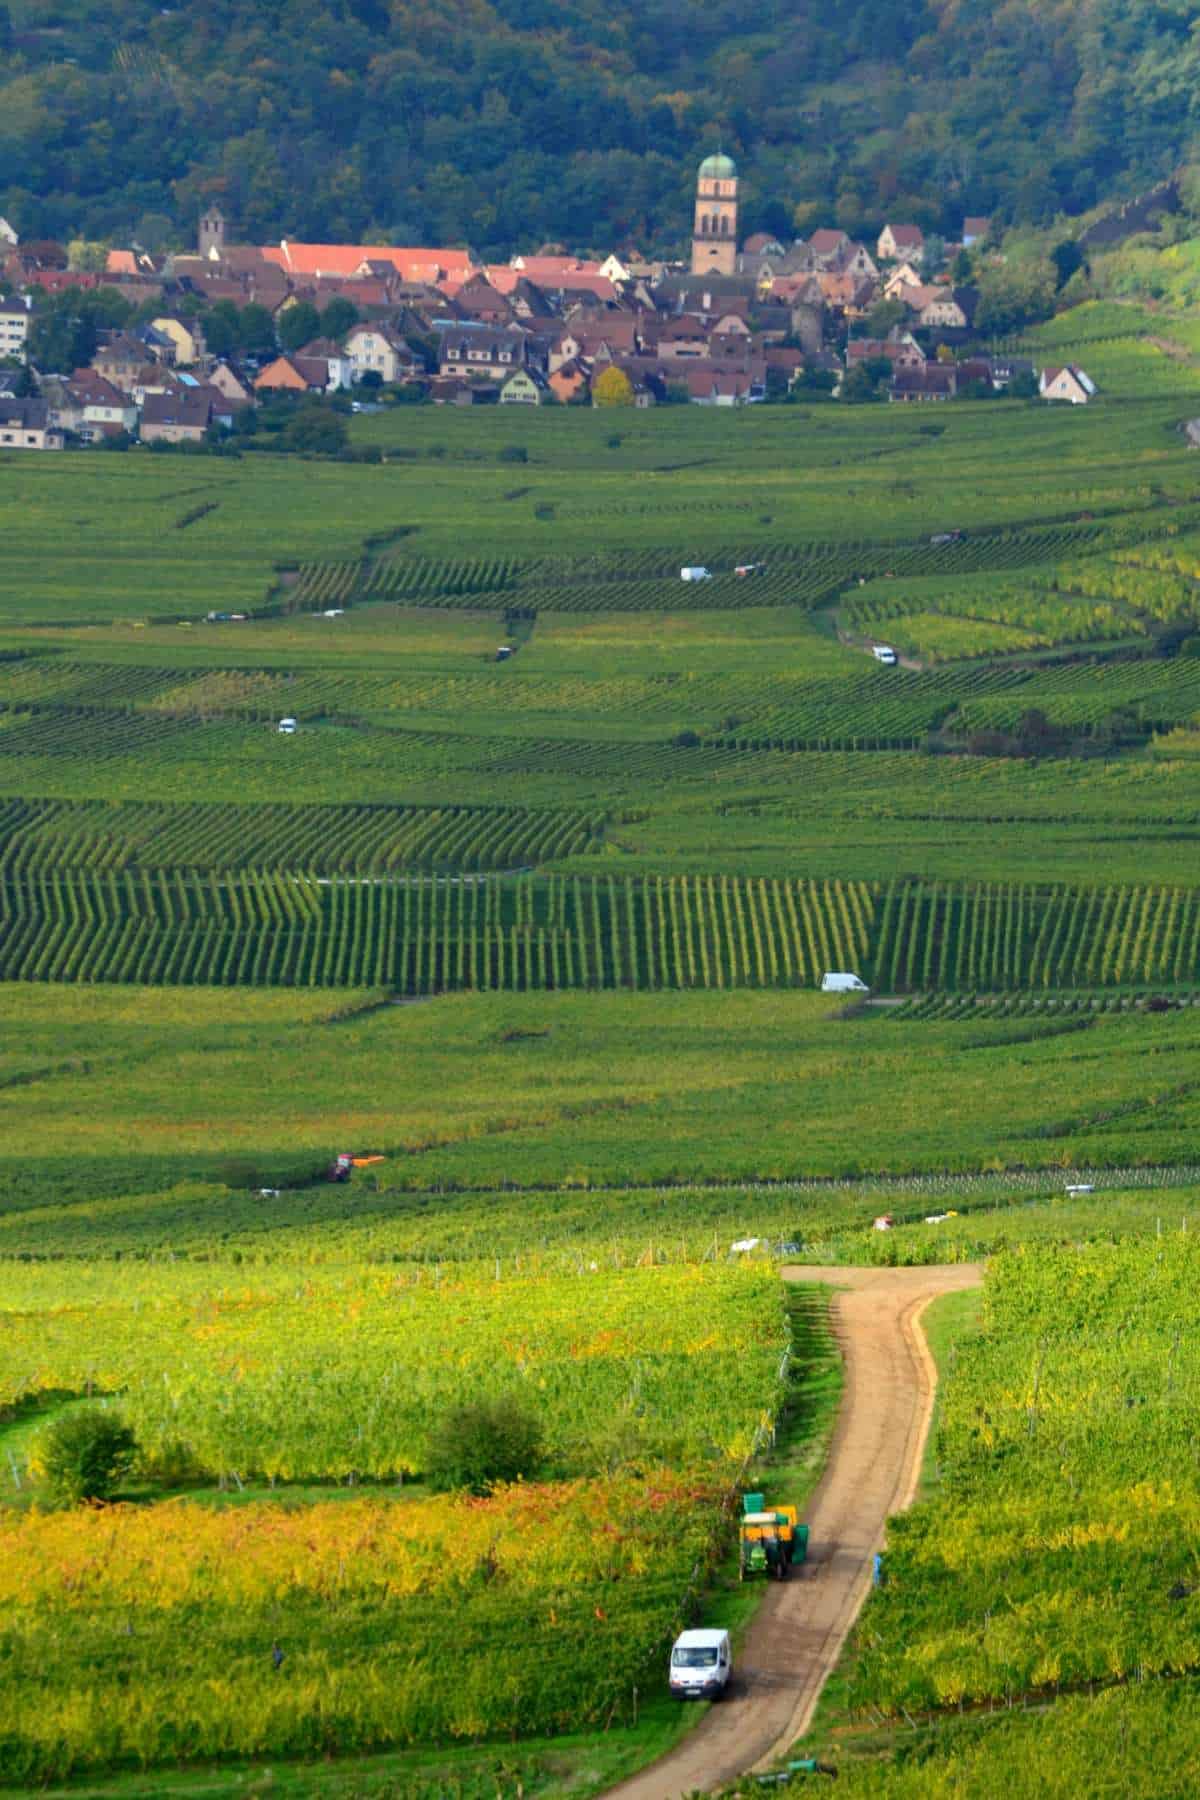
(198, 204, 227, 260)
(690, 152, 738, 276)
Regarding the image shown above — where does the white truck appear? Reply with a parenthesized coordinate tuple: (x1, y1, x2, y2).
(680, 566, 713, 582)
(669, 1627, 732, 1700)
(821, 971, 869, 993)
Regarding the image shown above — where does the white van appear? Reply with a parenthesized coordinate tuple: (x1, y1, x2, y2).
(669, 1628, 731, 1699)
(277, 717, 298, 735)
(872, 645, 898, 665)
(821, 972, 869, 993)
(680, 566, 713, 582)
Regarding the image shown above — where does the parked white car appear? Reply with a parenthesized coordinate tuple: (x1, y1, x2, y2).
(872, 644, 898, 665)
(821, 972, 869, 993)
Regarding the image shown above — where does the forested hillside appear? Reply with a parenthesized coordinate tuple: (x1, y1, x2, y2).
(1, 0, 1199, 257)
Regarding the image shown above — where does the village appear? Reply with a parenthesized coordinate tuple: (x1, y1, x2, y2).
(0, 157, 1097, 452)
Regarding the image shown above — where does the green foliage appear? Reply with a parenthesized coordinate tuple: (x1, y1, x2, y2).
(426, 1393, 545, 1493)
(38, 1407, 137, 1503)
(281, 403, 348, 455)
(277, 300, 321, 354)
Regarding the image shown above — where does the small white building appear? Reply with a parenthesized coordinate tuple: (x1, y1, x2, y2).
(1039, 365, 1096, 405)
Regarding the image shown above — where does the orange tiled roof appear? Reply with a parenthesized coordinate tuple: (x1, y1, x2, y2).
(265, 242, 477, 281)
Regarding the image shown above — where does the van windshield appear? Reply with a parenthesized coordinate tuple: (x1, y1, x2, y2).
(672, 1646, 718, 1668)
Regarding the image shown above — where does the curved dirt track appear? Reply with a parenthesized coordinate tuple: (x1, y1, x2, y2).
(606, 1262, 983, 1800)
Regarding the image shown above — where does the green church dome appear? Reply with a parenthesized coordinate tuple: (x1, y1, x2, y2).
(698, 152, 737, 180)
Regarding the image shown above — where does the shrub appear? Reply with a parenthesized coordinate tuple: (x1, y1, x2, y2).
(40, 1410, 137, 1504)
(425, 1394, 543, 1494)
(497, 444, 528, 463)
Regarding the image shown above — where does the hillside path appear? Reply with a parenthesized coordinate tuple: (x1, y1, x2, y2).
(605, 1261, 984, 1800)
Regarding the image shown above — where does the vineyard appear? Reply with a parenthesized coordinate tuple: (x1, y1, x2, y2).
(0, 869, 1197, 992)
(0, 1260, 785, 1482)
(0, 1472, 729, 1783)
(844, 1238, 1200, 1719)
(0, 1256, 788, 1783)
(290, 520, 1132, 618)
(0, 795, 601, 875)
(0, 871, 876, 991)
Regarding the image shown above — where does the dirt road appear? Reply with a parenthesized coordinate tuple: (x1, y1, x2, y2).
(606, 1262, 983, 1800)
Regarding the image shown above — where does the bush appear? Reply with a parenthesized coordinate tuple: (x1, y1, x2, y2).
(425, 1394, 543, 1494)
(40, 1409, 137, 1504)
(498, 444, 528, 463)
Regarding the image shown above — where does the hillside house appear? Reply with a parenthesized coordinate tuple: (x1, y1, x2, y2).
(883, 263, 925, 299)
(877, 224, 925, 264)
(1040, 365, 1095, 404)
(919, 288, 977, 330)
(962, 216, 992, 247)
(0, 398, 63, 450)
(0, 218, 17, 247)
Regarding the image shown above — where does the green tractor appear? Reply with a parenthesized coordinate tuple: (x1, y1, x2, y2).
(739, 1491, 808, 1581)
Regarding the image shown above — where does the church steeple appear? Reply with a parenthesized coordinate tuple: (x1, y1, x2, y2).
(691, 152, 738, 276)
(198, 204, 227, 260)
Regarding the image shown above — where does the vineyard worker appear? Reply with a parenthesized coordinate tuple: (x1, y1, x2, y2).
(272, 1643, 284, 1672)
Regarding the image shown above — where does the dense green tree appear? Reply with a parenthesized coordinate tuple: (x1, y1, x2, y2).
(277, 301, 321, 353)
(26, 287, 131, 372)
(40, 1410, 137, 1505)
(281, 405, 347, 454)
(319, 297, 359, 340)
(425, 1395, 544, 1495)
(238, 303, 277, 359)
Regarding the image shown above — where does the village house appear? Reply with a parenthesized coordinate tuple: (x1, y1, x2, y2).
(548, 359, 589, 404)
(961, 216, 992, 247)
(877, 224, 925, 264)
(61, 368, 139, 440)
(140, 390, 213, 443)
(151, 316, 204, 366)
(498, 367, 550, 405)
(1040, 365, 1096, 404)
(882, 263, 925, 299)
(254, 354, 330, 394)
(436, 325, 537, 381)
(0, 397, 63, 449)
(0, 218, 18, 247)
(343, 322, 416, 384)
(297, 338, 354, 390)
(919, 288, 978, 331)
(889, 365, 957, 403)
(0, 299, 29, 362)
(93, 334, 149, 388)
(658, 315, 711, 359)
(206, 360, 256, 409)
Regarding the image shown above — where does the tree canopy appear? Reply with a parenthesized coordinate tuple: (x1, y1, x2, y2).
(0, 1, 1197, 257)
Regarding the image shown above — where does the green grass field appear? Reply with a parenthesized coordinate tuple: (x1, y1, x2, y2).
(5, 313, 1200, 1794)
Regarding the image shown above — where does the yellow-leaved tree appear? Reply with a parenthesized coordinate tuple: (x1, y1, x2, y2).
(592, 366, 635, 407)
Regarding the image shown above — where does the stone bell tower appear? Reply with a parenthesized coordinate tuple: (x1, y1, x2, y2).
(691, 152, 738, 276)
(198, 204, 227, 260)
